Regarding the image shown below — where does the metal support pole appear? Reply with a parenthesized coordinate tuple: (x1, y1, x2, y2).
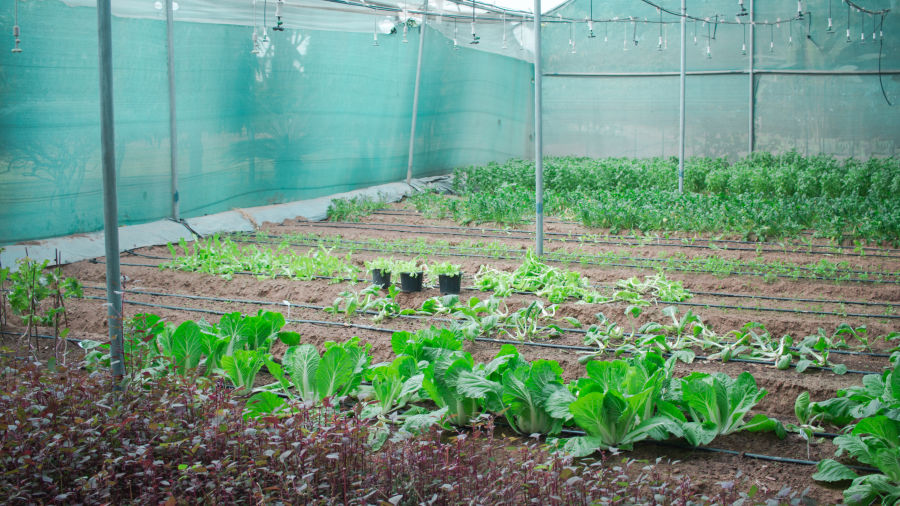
(678, 0, 686, 193)
(406, 0, 428, 185)
(533, 0, 544, 256)
(96, 0, 124, 384)
(165, 0, 179, 220)
(748, 0, 755, 154)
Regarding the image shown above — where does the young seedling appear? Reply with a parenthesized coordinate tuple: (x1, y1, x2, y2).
(787, 392, 825, 459)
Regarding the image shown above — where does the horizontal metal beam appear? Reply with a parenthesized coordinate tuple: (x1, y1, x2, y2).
(544, 69, 900, 78)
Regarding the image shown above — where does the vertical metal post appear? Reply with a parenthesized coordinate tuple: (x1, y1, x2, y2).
(406, 0, 428, 185)
(678, 0, 686, 193)
(165, 0, 179, 220)
(533, 0, 544, 256)
(96, 0, 124, 383)
(748, 0, 755, 154)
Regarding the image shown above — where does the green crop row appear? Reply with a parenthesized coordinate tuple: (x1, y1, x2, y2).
(453, 153, 900, 201)
(403, 153, 900, 245)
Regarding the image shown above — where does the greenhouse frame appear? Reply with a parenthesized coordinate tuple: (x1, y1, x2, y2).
(0, 0, 898, 503)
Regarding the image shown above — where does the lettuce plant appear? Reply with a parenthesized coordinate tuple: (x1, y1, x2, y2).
(421, 352, 483, 426)
(812, 362, 900, 425)
(669, 371, 785, 446)
(363, 355, 424, 418)
(500, 359, 574, 435)
(280, 338, 371, 403)
(813, 416, 900, 506)
(564, 353, 682, 455)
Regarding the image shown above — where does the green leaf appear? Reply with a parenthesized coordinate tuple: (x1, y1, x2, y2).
(794, 392, 811, 424)
(562, 435, 606, 457)
(283, 344, 319, 402)
(316, 345, 356, 399)
(245, 391, 288, 419)
(796, 359, 813, 373)
(682, 421, 718, 447)
(744, 413, 786, 439)
(220, 349, 267, 390)
(277, 331, 301, 346)
(170, 321, 205, 374)
(812, 459, 859, 482)
(852, 415, 899, 446)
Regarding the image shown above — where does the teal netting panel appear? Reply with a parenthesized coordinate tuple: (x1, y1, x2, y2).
(0, 1, 533, 244)
(541, 0, 899, 159)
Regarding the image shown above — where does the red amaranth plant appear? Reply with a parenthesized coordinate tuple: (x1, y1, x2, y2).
(0, 359, 792, 504)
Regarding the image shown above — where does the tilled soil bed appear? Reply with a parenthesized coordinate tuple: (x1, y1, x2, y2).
(5, 201, 898, 504)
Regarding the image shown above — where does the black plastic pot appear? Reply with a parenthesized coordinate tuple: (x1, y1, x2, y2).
(399, 272, 424, 292)
(438, 273, 462, 295)
(371, 269, 391, 289)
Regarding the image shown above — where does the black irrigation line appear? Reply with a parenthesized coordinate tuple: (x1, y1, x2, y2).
(96, 257, 900, 321)
(371, 209, 900, 255)
(554, 428, 875, 467)
(230, 235, 900, 285)
(687, 290, 896, 308)
(3, 330, 880, 476)
(251, 230, 900, 280)
(79, 285, 894, 359)
(123, 248, 899, 309)
(307, 221, 900, 260)
(665, 299, 900, 320)
(75, 295, 882, 376)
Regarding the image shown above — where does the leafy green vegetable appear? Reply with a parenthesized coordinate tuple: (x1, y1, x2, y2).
(365, 356, 424, 417)
(564, 353, 680, 454)
(220, 348, 268, 391)
(280, 338, 371, 403)
(672, 371, 785, 446)
(813, 362, 900, 425)
(813, 416, 900, 506)
(501, 359, 573, 435)
(156, 321, 206, 375)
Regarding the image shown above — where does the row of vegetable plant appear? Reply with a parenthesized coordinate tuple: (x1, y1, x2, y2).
(397, 153, 900, 244)
(76, 307, 900, 503)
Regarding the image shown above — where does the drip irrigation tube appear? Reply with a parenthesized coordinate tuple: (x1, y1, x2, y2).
(123, 248, 898, 309)
(93, 258, 900, 321)
(79, 284, 893, 359)
(77, 294, 883, 375)
(230, 235, 899, 285)
(687, 290, 897, 308)
(666, 300, 900, 320)
(370, 209, 900, 254)
(305, 221, 900, 260)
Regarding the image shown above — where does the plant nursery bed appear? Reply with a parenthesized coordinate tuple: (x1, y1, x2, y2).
(3, 199, 898, 504)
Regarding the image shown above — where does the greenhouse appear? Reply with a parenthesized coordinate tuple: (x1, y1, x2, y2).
(0, 0, 898, 503)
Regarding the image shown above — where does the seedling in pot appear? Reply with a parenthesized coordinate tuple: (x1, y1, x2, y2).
(365, 257, 395, 289)
(393, 259, 426, 293)
(428, 261, 463, 295)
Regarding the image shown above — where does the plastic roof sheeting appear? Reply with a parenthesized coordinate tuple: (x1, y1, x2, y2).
(61, 0, 544, 59)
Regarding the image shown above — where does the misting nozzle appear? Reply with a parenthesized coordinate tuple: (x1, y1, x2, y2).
(11, 25, 21, 53)
(273, 0, 285, 31)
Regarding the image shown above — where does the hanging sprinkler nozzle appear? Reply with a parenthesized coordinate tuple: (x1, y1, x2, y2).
(11, 25, 22, 53)
(273, 0, 285, 31)
(11, 0, 22, 53)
